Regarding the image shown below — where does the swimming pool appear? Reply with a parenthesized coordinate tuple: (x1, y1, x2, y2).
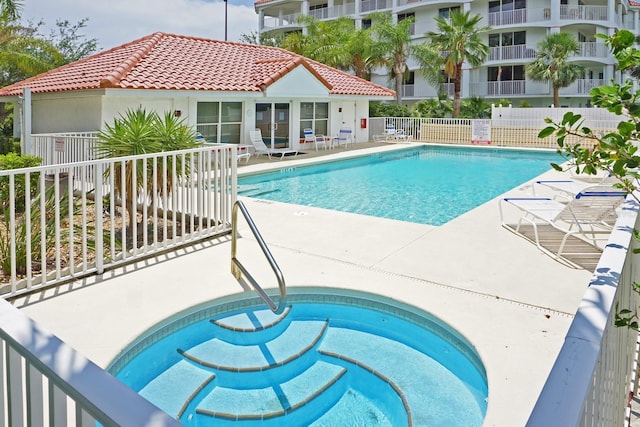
(109, 289, 488, 426)
(238, 146, 563, 225)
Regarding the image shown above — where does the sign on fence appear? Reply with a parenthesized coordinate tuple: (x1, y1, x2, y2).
(54, 137, 65, 152)
(471, 119, 491, 145)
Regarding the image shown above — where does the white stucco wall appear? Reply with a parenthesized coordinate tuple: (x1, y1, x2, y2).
(31, 93, 102, 133)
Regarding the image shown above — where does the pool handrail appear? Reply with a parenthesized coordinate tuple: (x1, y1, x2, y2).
(231, 200, 287, 314)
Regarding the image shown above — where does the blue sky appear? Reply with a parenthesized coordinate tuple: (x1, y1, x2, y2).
(21, 0, 259, 51)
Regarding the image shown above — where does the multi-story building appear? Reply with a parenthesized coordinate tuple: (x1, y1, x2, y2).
(255, 0, 640, 107)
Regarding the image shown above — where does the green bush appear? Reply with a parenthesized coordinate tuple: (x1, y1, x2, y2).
(0, 152, 43, 212)
(369, 102, 411, 117)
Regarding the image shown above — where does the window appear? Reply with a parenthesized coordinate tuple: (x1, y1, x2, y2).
(398, 12, 414, 22)
(196, 102, 243, 144)
(488, 65, 525, 81)
(362, 19, 372, 29)
(489, 0, 525, 12)
(309, 3, 328, 19)
(300, 102, 329, 138)
(489, 31, 526, 47)
(439, 6, 460, 18)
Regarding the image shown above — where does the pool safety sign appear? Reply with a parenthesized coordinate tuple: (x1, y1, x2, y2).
(471, 119, 491, 145)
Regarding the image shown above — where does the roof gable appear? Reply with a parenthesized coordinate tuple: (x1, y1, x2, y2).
(263, 64, 331, 97)
(0, 33, 394, 99)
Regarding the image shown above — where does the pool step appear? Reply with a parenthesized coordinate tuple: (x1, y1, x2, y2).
(210, 306, 292, 345)
(178, 320, 328, 373)
(193, 360, 347, 423)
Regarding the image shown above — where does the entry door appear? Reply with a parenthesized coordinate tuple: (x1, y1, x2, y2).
(255, 103, 290, 149)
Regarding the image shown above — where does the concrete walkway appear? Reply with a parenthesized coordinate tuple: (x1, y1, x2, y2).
(12, 143, 599, 426)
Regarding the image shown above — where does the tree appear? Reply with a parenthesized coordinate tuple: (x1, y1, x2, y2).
(94, 109, 201, 233)
(46, 19, 98, 63)
(280, 16, 385, 80)
(526, 32, 584, 108)
(238, 30, 284, 47)
(411, 95, 452, 118)
(370, 12, 414, 104)
(423, 10, 490, 118)
(0, 0, 20, 21)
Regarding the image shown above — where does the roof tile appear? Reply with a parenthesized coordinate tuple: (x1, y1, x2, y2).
(0, 33, 395, 99)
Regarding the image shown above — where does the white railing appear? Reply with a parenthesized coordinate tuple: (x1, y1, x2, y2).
(31, 133, 99, 166)
(576, 42, 608, 58)
(0, 145, 237, 299)
(527, 197, 640, 426)
(560, 5, 608, 21)
(0, 298, 182, 426)
(369, 116, 620, 148)
(360, 0, 391, 13)
(488, 8, 528, 26)
(262, 13, 301, 30)
(560, 79, 606, 96)
(488, 45, 537, 61)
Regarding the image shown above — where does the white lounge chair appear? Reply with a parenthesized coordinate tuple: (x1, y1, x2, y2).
(303, 128, 328, 151)
(499, 186, 627, 267)
(332, 128, 353, 148)
(532, 175, 620, 199)
(249, 129, 298, 160)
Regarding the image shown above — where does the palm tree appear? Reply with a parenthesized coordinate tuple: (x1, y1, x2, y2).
(94, 109, 200, 234)
(526, 32, 584, 108)
(370, 12, 414, 104)
(0, 0, 21, 20)
(281, 16, 385, 80)
(424, 10, 490, 117)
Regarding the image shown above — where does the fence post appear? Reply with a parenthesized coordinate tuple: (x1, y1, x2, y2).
(94, 163, 104, 274)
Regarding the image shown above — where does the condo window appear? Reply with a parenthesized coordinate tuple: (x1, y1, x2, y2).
(489, 31, 526, 47)
(488, 65, 525, 81)
(438, 6, 460, 18)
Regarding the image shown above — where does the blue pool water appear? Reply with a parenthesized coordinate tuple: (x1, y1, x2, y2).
(238, 146, 563, 225)
(110, 290, 488, 426)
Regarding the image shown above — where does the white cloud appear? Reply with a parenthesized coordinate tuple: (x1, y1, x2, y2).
(21, 0, 259, 51)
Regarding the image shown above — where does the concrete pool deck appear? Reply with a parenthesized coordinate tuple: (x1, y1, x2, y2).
(12, 142, 598, 426)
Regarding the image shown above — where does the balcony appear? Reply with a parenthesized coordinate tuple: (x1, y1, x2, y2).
(401, 84, 415, 97)
(469, 79, 549, 96)
(360, 0, 392, 13)
(309, 3, 356, 19)
(487, 7, 551, 27)
(575, 42, 608, 59)
(560, 78, 605, 95)
(262, 13, 301, 31)
(560, 5, 608, 21)
(488, 45, 537, 62)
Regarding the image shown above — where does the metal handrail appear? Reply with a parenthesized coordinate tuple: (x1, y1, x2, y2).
(231, 200, 287, 314)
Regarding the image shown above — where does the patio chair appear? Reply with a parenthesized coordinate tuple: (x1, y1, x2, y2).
(303, 128, 328, 151)
(332, 128, 353, 148)
(499, 185, 627, 266)
(249, 129, 298, 160)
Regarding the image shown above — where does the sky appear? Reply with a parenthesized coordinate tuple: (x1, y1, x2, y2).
(21, 0, 260, 51)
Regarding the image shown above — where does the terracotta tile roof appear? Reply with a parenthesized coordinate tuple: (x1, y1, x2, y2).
(0, 32, 395, 98)
(630, 0, 640, 6)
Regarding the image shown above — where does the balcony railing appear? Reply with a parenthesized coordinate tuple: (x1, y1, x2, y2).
(560, 78, 605, 96)
(360, 0, 391, 13)
(488, 8, 527, 26)
(262, 13, 301, 30)
(575, 42, 608, 58)
(401, 84, 415, 97)
(489, 45, 537, 61)
(560, 5, 608, 21)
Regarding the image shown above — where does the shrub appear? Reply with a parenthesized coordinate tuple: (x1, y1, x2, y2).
(0, 152, 43, 212)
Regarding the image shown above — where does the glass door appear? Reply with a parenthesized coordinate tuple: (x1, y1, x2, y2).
(255, 103, 290, 149)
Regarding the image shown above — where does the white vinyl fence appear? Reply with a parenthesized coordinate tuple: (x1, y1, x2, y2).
(527, 197, 640, 426)
(0, 144, 237, 298)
